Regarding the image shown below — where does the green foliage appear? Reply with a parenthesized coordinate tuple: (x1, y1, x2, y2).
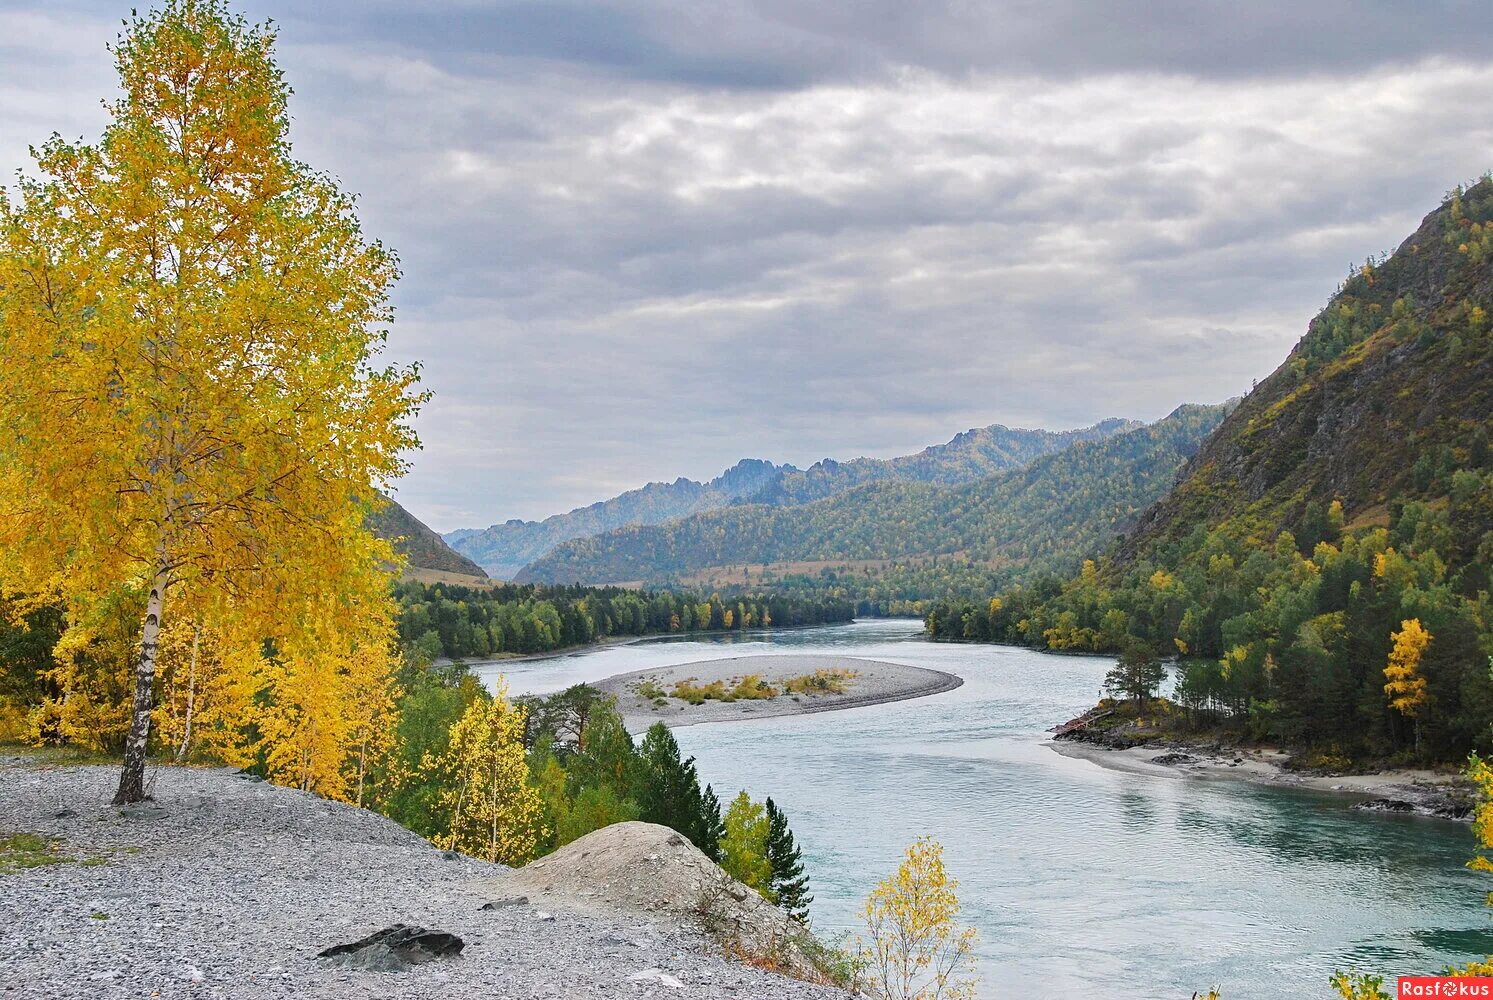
(362, 668, 812, 904)
(931, 503, 1492, 762)
(636, 723, 723, 860)
(699, 783, 725, 862)
(928, 182, 1493, 766)
(531, 748, 640, 853)
(0, 602, 63, 715)
(720, 791, 772, 895)
(373, 665, 487, 838)
(1104, 640, 1167, 706)
(0, 833, 69, 875)
(392, 580, 853, 661)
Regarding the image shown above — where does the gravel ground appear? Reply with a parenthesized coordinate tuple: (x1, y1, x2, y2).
(592, 654, 963, 733)
(0, 757, 851, 999)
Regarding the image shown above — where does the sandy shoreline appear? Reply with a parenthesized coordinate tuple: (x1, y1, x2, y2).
(592, 653, 964, 732)
(1049, 739, 1473, 820)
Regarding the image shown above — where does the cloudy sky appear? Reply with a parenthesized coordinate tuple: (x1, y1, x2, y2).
(4, 2, 1492, 531)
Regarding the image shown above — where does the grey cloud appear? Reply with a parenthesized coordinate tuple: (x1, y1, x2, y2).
(223, 0, 1493, 85)
(16, 0, 1493, 87)
(2, 3, 1492, 529)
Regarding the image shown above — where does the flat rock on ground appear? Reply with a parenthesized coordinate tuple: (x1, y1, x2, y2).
(0, 757, 850, 999)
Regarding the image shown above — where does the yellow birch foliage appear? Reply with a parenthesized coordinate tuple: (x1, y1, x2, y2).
(431, 680, 545, 865)
(0, 0, 423, 800)
(151, 616, 217, 760)
(1329, 973, 1392, 1000)
(1383, 619, 1431, 717)
(860, 837, 978, 1000)
(1442, 754, 1493, 977)
(250, 587, 401, 802)
(26, 597, 140, 751)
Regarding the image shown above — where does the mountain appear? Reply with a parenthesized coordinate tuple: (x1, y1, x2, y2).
(448, 419, 1139, 578)
(1117, 182, 1493, 563)
(515, 405, 1227, 589)
(367, 497, 489, 582)
(444, 459, 785, 579)
(746, 417, 1138, 506)
(926, 180, 1493, 764)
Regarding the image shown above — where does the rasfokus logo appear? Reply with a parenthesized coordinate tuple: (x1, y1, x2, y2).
(1399, 979, 1493, 998)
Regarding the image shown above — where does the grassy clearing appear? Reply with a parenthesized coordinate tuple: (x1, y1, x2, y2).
(0, 742, 120, 767)
(0, 833, 71, 875)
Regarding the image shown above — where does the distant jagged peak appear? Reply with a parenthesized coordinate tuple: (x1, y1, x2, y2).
(710, 457, 788, 492)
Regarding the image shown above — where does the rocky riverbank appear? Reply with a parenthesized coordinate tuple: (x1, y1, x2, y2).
(0, 757, 852, 999)
(592, 654, 964, 733)
(1050, 730, 1474, 821)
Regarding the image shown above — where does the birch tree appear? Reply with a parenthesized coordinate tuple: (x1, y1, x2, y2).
(0, 0, 423, 803)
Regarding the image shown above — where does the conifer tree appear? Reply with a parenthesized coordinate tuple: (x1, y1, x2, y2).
(699, 783, 725, 861)
(1103, 639, 1166, 707)
(764, 797, 812, 922)
(637, 723, 720, 859)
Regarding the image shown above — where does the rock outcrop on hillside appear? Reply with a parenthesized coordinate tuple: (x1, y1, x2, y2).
(497, 821, 825, 980)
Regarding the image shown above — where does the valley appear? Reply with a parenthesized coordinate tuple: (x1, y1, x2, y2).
(4, 4, 1493, 998)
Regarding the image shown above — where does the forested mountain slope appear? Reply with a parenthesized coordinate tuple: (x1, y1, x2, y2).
(927, 180, 1493, 764)
(516, 405, 1227, 587)
(1119, 183, 1493, 561)
(449, 419, 1136, 578)
(367, 496, 488, 580)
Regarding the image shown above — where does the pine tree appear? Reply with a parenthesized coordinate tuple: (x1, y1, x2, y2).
(1104, 639, 1167, 707)
(698, 783, 724, 862)
(637, 723, 720, 859)
(764, 797, 812, 922)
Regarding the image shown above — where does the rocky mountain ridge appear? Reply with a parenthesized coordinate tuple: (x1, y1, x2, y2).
(448, 418, 1138, 578)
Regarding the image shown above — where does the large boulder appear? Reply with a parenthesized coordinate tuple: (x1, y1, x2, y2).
(493, 821, 823, 979)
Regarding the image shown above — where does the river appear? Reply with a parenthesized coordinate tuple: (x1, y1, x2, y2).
(473, 619, 1491, 999)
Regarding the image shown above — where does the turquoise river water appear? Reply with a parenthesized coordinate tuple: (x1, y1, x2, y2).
(474, 619, 1491, 999)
